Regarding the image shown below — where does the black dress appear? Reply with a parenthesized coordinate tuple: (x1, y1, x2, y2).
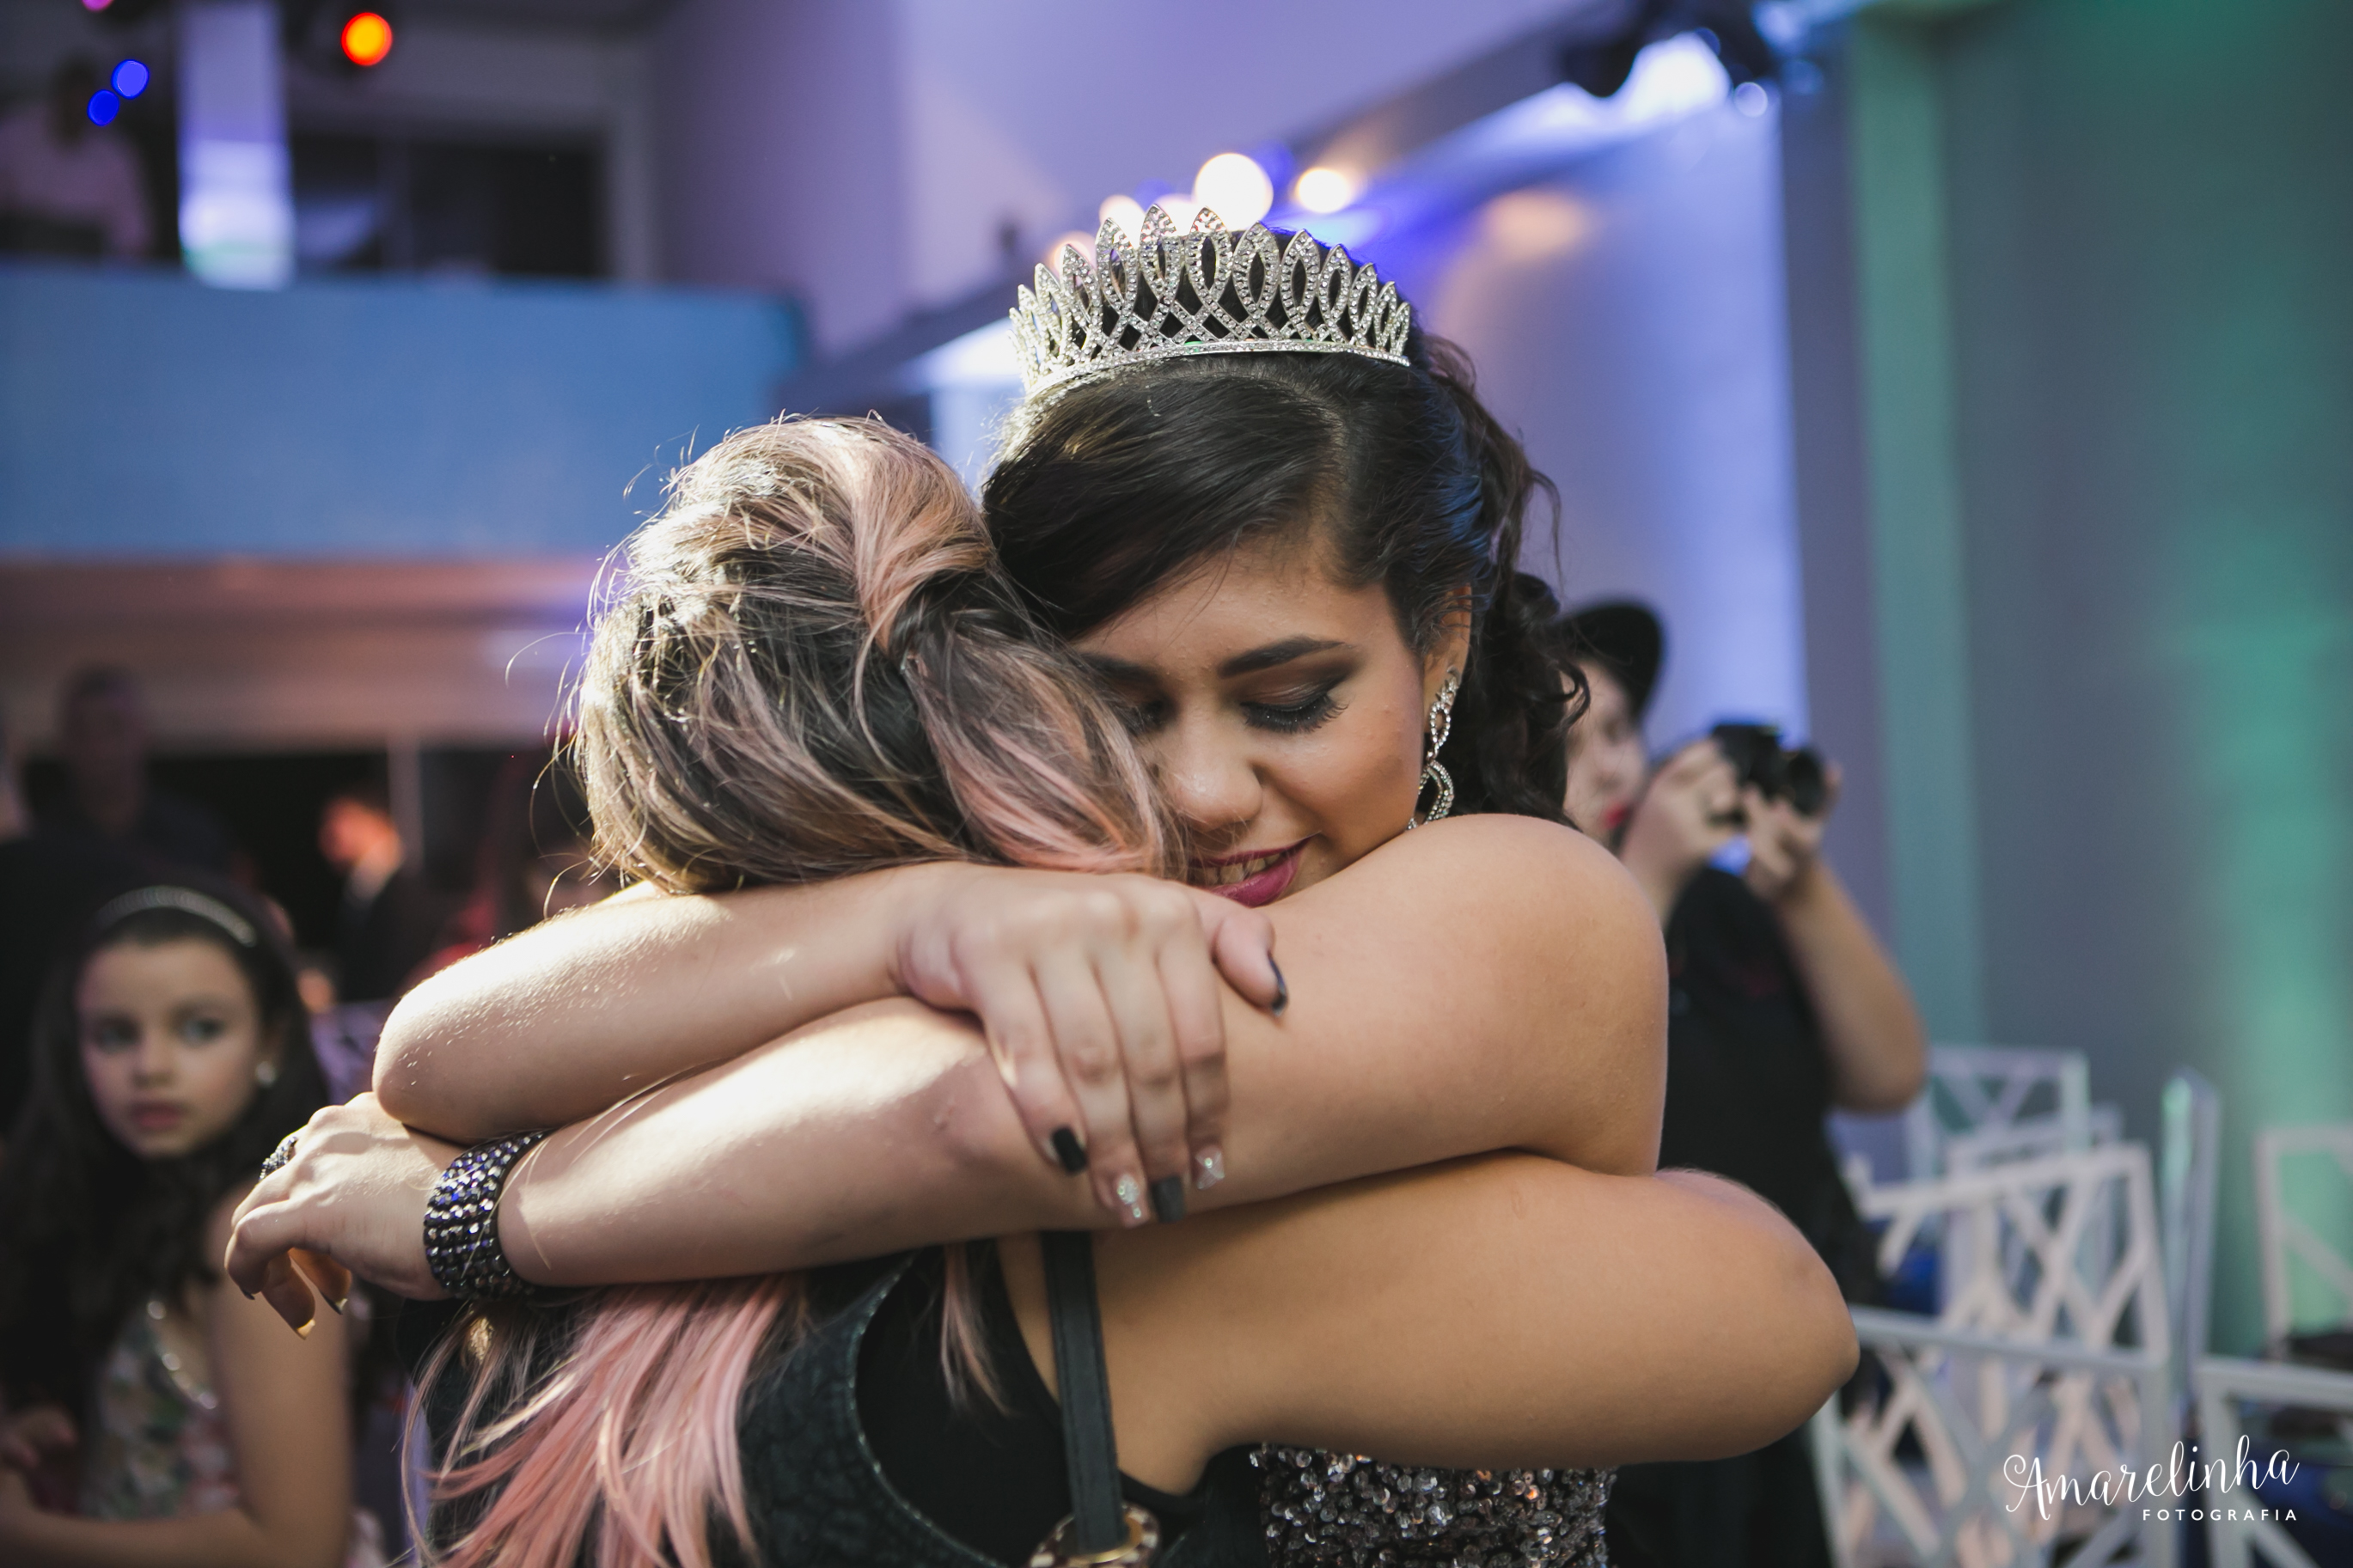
(399, 1242, 1613, 1566)
(1603, 869, 1873, 1568)
(399, 1246, 1265, 1567)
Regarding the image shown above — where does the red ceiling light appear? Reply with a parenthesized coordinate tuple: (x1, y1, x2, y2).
(339, 12, 394, 68)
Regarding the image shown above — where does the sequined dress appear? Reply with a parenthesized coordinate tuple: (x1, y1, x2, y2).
(81, 1297, 388, 1567)
(80, 1299, 240, 1521)
(1253, 1446, 1612, 1566)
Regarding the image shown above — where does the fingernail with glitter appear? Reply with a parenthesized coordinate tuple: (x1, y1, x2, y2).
(1113, 1173, 1148, 1227)
(1149, 1175, 1187, 1223)
(1051, 1126, 1088, 1174)
(1192, 1146, 1225, 1191)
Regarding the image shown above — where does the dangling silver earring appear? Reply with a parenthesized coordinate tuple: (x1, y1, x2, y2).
(1408, 672, 1460, 830)
(254, 1059, 278, 1089)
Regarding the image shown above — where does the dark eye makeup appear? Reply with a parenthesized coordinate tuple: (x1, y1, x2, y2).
(1244, 684, 1345, 734)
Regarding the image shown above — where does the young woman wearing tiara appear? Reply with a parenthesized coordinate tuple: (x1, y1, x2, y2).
(235, 219, 1856, 1565)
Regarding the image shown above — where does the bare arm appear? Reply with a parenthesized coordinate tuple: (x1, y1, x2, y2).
(1010, 1156, 1860, 1489)
(490, 816, 1662, 1284)
(233, 818, 1663, 1303)
(376, 872, 921, 1136)
(1741, 786, 1928, 1113)
(0, 1200, 351, 1568)
(378, 859, 1287, 1219)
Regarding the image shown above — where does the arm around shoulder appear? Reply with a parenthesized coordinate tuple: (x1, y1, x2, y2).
(1237, 815, 1668, 1182)
(1085, 1156, 1856, 1487)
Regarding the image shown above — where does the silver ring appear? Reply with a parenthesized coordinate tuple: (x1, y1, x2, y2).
(260, 1132, 300, 1177)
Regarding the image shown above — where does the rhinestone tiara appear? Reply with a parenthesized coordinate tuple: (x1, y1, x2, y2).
(1010, 204, 1414, 398)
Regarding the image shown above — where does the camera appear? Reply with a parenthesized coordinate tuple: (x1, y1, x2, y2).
(1709, 723, 1829, 818)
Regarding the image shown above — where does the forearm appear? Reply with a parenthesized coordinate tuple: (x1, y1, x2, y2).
(376, 867, 938, 1139)
(1772, 862, 1927, 1113)
(1119, 1158, 1857, 1474)
(1, 1509, 339, 1568)
(498, 999, 1104, 1281)
(501, 830, 1666, 1286)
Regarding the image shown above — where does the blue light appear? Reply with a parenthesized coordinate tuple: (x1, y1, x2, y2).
(112, 59, 150, 98)
(86, 90, 120, 127)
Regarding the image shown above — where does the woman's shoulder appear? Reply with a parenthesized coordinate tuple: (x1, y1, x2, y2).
(1305, 812, 1633, 900)
(1309, 814, 1660, 970)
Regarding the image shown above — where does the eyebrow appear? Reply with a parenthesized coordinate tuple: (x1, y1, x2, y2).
(1082, 637, 1354, 685)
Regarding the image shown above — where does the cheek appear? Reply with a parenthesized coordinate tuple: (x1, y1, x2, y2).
(79, 1046, 140, 1129)
(176, 1036, 264, 1137)
(1274, 680, 1424, 851)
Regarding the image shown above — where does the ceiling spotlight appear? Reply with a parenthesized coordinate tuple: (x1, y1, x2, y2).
(1293, 167, 1359, 215)
(85, 89, 121, 126)
(340, 11, 394, 67)
(1192, 152, 1273, 228)
(111, 59, 150, 99)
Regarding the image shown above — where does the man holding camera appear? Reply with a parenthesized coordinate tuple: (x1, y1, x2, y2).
(1549, 599, 1927, 1568)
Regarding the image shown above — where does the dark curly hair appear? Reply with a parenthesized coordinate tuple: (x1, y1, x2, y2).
(983, 319, 1581, 823)
(0, 881, 327, 1408)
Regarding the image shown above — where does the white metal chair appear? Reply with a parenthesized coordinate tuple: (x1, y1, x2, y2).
(1946, 1105, 2125, 1176)
(2158, 1070, 2221, 1421)
(1813, 1144, 2174, 1568)
(2254, 1122, 2353, 1348)
(2194, 1355, 2353, 1568)
(1908, 1046, 2095, 1181)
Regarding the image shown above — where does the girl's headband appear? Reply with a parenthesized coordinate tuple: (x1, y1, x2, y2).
(89, 886, 260, 949)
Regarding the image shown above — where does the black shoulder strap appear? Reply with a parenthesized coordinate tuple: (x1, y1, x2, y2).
(1042, 1229, 1125, 1553)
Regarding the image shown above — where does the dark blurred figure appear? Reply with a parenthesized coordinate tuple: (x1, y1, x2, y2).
(319, 778, 449, 1004)
(0, 58, 151, 260)
(38, 667, 235, 876)
(413, 750, 615, 984)
(0, 715, 24, 845)
(1546, 593, 1927, 1568)
(4, 684, 211, 1132)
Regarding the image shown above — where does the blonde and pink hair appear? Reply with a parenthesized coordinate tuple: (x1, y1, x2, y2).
(419, 418, 1170, 1568)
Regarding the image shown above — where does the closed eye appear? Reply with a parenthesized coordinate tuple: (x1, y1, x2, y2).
(1245, 686, 1343, 735)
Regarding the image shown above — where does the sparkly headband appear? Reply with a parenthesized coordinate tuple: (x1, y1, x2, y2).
(90, 886, 259, 949)
(1010, 204, 1413, 398)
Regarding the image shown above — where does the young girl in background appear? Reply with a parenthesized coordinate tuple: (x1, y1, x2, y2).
(0, 882, 369, 1568)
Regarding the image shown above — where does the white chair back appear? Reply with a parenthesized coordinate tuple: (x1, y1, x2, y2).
(1862, 1144, 2168, 1352)
(1946, 1104, 2124, 1174)
(2194, 1355, 2353, 1568)
(2254, 1121, 2353, 1345)
(1908, 1045, 2094, 1181)
(1817, 1144, 2174, 1568)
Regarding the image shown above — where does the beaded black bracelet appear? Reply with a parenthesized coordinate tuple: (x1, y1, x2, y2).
(423, 1131, 552, 1301)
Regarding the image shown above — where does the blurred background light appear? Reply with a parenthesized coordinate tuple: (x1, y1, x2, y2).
(1192, 151, 1273, 228)
(340, 11, 394, 69)
(81, 0, 111, 10)
(1293, 167, 1360, 215)
(1038, 229, 1093, 268)
(179, 0, 296, 290)
(85, 90, 121, 127)
(112, 60, 151, 99)
(1733, 80, 1769, 116)
(1098, 193, 1144, 241)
